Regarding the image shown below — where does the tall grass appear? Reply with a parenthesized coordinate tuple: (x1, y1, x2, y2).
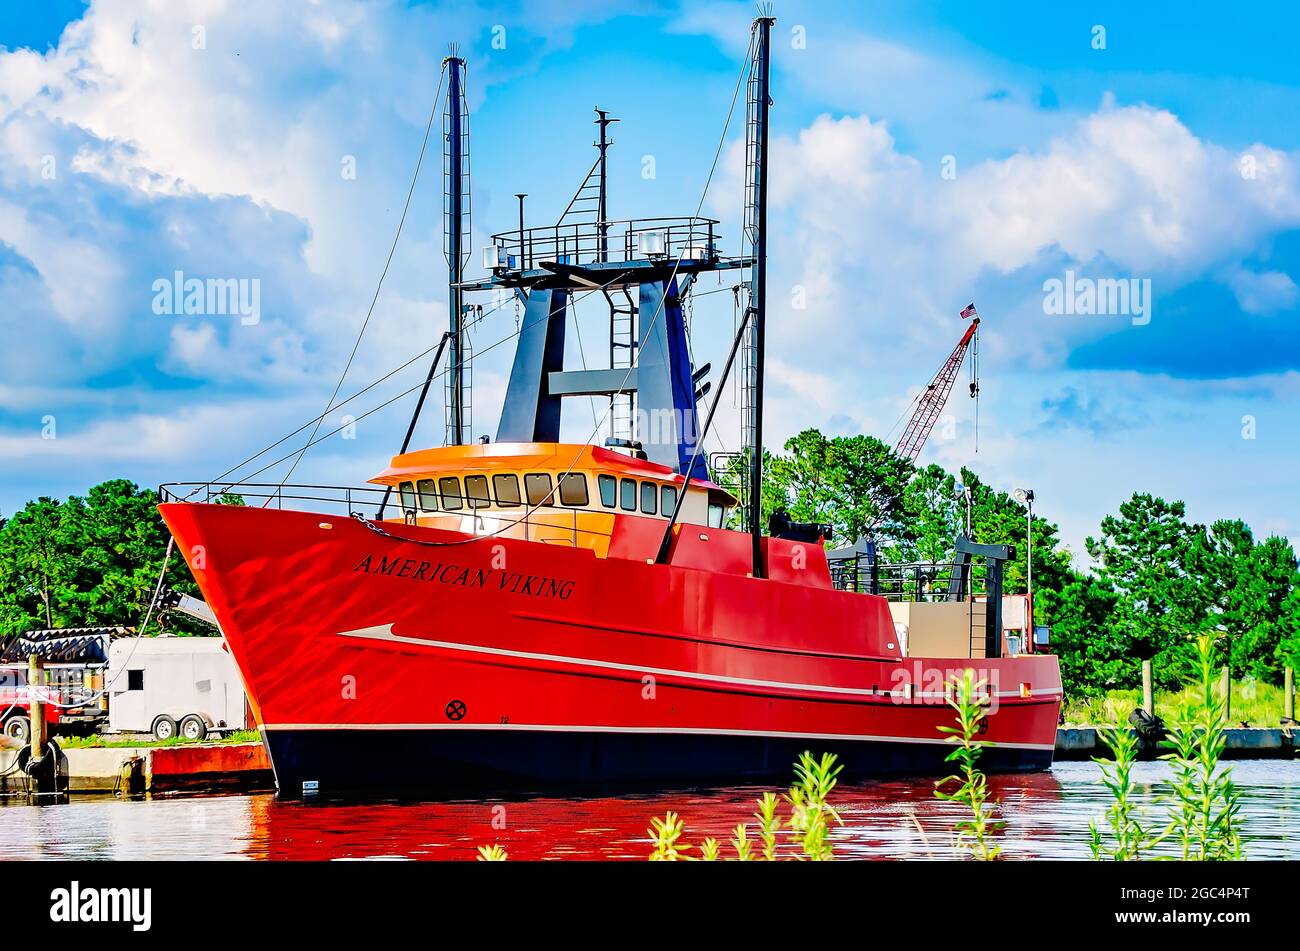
(1088, 634, 1246, 861)
(1160, 636, 1244, 860)
(1089, 726, 1147, 860)
(1063, 682, 1286, 727)
(934, 670, 1002, 860)
(647, 751, 844, 861)
(60, 729, 261, 749)
(481, 752, 846, 863)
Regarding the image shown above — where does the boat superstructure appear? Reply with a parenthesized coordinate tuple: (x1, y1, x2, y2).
(157, 16, 1061, 796)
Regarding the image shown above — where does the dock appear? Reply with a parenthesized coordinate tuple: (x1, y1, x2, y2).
(0, 741, 273, 794)
(1055, 726, 1300, 760)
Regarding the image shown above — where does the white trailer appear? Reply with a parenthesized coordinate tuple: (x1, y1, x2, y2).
(108, 637, 251, 740)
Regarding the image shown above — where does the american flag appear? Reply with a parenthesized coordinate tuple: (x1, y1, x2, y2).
(959, 302, 978, 320)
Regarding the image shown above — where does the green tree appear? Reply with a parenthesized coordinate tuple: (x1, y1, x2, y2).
(1278, 585, 1300, 675)
(1192, 524, 1297, 683)
(1086, 494, 1208, 687)
(763, 429, 914, 545)
(0, 496, 90, 631)
(1036, 573, 1130, 693)
(0, 480, 201, 637)
(890, 463, 962, 564)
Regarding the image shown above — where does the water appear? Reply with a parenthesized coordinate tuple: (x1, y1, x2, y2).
(1, 761, 1296, 860)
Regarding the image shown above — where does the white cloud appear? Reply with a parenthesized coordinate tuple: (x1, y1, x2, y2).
(1224, 265, 1299, 315)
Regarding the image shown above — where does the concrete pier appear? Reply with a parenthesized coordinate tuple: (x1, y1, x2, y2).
(0, 741, 273, 794)
(1054, 726, 1300, 760)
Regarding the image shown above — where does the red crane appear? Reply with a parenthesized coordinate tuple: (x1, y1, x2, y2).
(893, 304, 980, 462)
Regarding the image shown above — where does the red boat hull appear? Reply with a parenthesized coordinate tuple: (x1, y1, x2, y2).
(159, 502, 1062, 796)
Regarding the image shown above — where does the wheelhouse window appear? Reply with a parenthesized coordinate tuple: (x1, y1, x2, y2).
(660, 485, 678, 516)
(493, 474, 521, 507)
(525, 473, 553, 507)
(464, 475, 491, 509)
(439, 477, 463, 511)
(619, 478, 637, 511)
(640, 481, 657, 515)
(598, 474, 616, 508)
(708, 503, 725, 528)
(398, 481, 416, 514)
(417, 479, 438, 512)
(558, 473, 589, 507)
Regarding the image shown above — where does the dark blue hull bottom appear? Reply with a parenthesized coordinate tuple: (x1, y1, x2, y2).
(264, 728, 1054, 798)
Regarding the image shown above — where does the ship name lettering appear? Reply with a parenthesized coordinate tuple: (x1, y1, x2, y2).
(352, 553, 574, 600)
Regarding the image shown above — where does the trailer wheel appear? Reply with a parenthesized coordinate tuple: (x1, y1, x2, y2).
(3, 715, 30, 744)
(152, 715, 177, 741)
(179, 715, 207, 741)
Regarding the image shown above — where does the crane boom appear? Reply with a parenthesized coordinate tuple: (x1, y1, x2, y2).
(893, 316, 979, 462)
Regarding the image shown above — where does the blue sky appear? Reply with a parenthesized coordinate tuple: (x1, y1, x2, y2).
(1, 0, 1298, 563)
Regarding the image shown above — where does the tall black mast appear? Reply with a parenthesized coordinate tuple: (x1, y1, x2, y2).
(749, 15, 773, 578)
(594, 108, 617, 264)
(445, 54, 467, 445)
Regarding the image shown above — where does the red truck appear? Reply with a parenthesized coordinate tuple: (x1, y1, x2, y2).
(1, 664, 107, 744)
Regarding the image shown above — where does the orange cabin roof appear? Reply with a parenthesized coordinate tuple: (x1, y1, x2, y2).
(370, 441, 730, 499)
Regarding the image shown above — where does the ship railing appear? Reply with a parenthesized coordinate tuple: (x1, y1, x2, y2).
(159, 482, 389, 517)
(486, 216, 721, 272)
(159, 482, 609, 548)
(830, 557, 991, 603)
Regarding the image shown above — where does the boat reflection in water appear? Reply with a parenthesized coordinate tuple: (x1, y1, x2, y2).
(0, 761, 1296, 860)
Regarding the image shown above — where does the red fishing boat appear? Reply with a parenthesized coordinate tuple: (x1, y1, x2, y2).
(159, 16, 1060, 796)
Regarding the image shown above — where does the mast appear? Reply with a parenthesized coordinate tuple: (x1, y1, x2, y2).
(748, 15, 773, 578)
(444, 53, 470, 445)
(594, 108, 618, 263)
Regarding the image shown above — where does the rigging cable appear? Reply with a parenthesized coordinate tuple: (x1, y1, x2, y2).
(548, 27, 756, 487)
(213, 33, 755, 550)
(270, 66, 447, 498)
(217, 272, 633, 490)
(195, 291, 512, 498)
(332, 31, 755, 544)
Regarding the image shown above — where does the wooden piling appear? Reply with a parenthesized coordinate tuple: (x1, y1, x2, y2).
(1286, 667, 1295, 723)
(1142, 660, 1154, 717)
(27, 653, 46, 752)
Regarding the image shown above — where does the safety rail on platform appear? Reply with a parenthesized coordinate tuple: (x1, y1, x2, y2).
(486, 216, 721, 272)
(829, 555, 991, 603)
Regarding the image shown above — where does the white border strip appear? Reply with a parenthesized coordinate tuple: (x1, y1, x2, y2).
(337, 624, 1062, 701)
(260, 721, 1056, 751)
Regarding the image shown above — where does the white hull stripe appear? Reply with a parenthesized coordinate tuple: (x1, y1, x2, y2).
(259, 721, 1056, 752)
(337, 624, 1063, 702)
